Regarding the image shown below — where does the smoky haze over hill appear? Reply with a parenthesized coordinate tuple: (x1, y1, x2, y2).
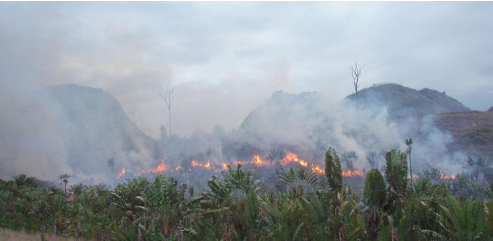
(0, 82, 479, 184)
(1, 2, 493, 184)
(345, 83, 470, 117)
(1, 2, 493, 139)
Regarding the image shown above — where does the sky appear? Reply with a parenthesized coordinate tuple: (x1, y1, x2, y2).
(1, 2, 492, 138)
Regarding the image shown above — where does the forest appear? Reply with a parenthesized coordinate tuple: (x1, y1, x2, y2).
(1, 147, 493, 241)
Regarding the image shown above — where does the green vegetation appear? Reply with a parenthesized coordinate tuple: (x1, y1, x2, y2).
(1, 148, 493, 240)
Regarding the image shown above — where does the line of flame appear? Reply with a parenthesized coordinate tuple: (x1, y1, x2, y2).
(116, 152, 457, 180)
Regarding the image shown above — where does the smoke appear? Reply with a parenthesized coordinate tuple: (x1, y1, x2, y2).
(151, 89, 467, 183)
(1, 2, 486, 185)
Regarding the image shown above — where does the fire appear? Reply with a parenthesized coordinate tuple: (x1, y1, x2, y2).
(118, 152, 457, 182)
(341, 170, 364, 177)
(117, 168, 126, 179)
(311, 164, 325, 174)
(191, 159, 212, 170)
(440, 173, 457, 180)
(222, 162, 229, 170)
(281, 152, 308, 167)
(137, 159, 168, 176)
(153, 161, 167, 173)
(252, 155, 270, 166)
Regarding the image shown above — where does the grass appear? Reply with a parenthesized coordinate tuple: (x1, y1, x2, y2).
(0, 228, 92, 241)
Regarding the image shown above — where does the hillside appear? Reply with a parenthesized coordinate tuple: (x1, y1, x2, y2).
(48, 84, 156, 180)
(345, 83, 470, 117)
(239, 84, 492, 161)
(240, 90, 325, 131)
(434, 111, 493, 159)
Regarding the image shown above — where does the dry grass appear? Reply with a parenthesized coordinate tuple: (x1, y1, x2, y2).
(0, 228, 93, 241)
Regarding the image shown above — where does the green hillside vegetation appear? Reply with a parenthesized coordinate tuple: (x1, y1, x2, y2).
(1, 147, 493, 241)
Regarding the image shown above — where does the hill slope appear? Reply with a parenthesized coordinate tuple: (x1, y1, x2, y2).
(345, 83, 470, 117)
(434, 111, 493, 159)
(239, 84, 491, 163)
(48, 84, 156, 180)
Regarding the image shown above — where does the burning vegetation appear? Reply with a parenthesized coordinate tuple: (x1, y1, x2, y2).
(115, 151, 456, 181)
(0, 146, 491, 241)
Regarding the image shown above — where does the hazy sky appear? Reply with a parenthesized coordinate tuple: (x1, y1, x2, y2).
(1, 2, 492, 138)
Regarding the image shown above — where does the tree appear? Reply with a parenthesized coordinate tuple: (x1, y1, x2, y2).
(325, 147, 342, 194)
(364, 169, 386, 240)
(405, 138, 413, 182)
(159, 82, 176, 137)
(384, 149, 408, 214)
(59, 174, 71, 196)
(349, 62, 364, 109)
(424, 196, 487, 241)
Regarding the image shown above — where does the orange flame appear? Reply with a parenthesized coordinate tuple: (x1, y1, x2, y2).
(137, 159, 167, 176)
(222, 162, 229, 170)
(191, 159, 212, 170)
(117, 168, 126, 179)
(252, 155, 270, 166)
(153, 161, 167, 173)
(341, 170, 365, 177)
(310, 164, 325, 174)
(120, 152, 458, 182)
(281, 152, 308, 167)
(440, 173, 457, 180)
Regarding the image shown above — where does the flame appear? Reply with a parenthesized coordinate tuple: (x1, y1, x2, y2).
(191, 159, 212, 170)
(119, 152, 457, 181)
(311, 164, 325, 174)
(117, 168, 126, 179)
(222, 162, 229, 170)
(137, 159, 167, 175)
(153, 161, 167, 173)
(341, 170, 364, 177)
(440, 173, 457, 180)
(252, 155, 270, 166)
(280, 152, 308, 167)
(281, 152, 308, 167)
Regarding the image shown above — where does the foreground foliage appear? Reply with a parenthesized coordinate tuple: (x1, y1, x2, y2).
(1, 148, 493, 241)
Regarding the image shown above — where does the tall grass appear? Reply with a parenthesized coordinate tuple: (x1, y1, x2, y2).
(0, 229, 92, 241)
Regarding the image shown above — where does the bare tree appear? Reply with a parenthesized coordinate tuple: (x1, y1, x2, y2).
(349, 61, 364, 109)
(159, 82, 176, 137)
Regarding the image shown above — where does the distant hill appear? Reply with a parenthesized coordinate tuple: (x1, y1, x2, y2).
(345, 83, 470, 117)
(240, 90, 325, 131)
(434, 111, 493, 159)
(48, 84, 156, 179)
(239, 84, 493, 161)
